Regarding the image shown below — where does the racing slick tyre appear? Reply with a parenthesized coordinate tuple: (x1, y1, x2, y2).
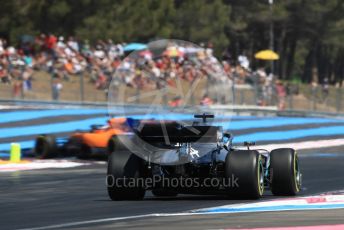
(65, 137, 82, 157)
(34, 135, 57, 159)
(107, 150, 145, 201)
(270, 148, 301, 196)
(107, 137, 117, 154)
(225, 150, 264, 199)
(77, 144, 92, 159)
(152, 189, 178, 197)
(107, 135, 130, 153)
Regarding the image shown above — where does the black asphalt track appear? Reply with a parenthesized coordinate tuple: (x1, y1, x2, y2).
(1, 146, 344, 230)
(1, 108, 343, 229)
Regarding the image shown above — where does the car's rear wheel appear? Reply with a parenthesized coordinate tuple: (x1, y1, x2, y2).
(65, 137, 82, 157)
(270, 148, 301, 196)
(107, 136, 145, 200)
(225, 150, 264, 199)
(107, 137, 116, 154)
(108, 135, 132, 153)
(34, 135, 57, 159)
(77, 144, 92, 159)
(107, 151, 145, 200)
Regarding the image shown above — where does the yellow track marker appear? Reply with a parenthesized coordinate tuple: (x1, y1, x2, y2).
(10, 143, 21, 163)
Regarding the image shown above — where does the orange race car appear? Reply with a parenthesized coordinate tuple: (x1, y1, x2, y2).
(34, 117, 129, 159)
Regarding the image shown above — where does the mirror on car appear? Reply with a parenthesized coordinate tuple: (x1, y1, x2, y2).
(244, 141, 256, 150)
(222, 132, 232, 151)
(244, 141, 256, 146)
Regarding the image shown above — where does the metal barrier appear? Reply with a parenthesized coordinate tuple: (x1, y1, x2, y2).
(0, 70, 343, 115)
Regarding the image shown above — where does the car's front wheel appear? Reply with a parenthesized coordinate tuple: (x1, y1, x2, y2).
(34, 135, 57, 159)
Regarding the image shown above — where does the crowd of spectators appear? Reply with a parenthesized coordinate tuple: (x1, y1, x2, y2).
(0, 34, 126, 99)
(0, 33, 289, 108)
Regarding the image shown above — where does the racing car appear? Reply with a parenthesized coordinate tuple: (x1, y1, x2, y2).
(34, 117, 128, 159)
(106, 114, 302, 200)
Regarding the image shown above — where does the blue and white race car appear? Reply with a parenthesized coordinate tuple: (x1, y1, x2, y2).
(106, 114, 302, 200)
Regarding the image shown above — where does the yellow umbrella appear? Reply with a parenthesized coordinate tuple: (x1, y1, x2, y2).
(255, 50, 279, 60)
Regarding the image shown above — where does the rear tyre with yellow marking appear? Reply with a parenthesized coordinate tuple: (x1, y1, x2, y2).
(270, 148, 301, 196)
(225, 150, 264, 199)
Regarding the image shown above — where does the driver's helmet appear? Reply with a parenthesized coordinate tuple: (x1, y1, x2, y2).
(108, 117, 127, 129)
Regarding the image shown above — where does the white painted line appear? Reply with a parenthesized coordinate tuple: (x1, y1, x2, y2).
(21, 205, 272, 230)
(18, 193, 344, 230)
(0, 105, 26, 110)
(17, 213, 200, 230)
(254, 138, 344, 151)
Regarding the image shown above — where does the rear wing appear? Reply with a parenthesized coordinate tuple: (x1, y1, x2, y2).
(131, 121, 221, 143)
